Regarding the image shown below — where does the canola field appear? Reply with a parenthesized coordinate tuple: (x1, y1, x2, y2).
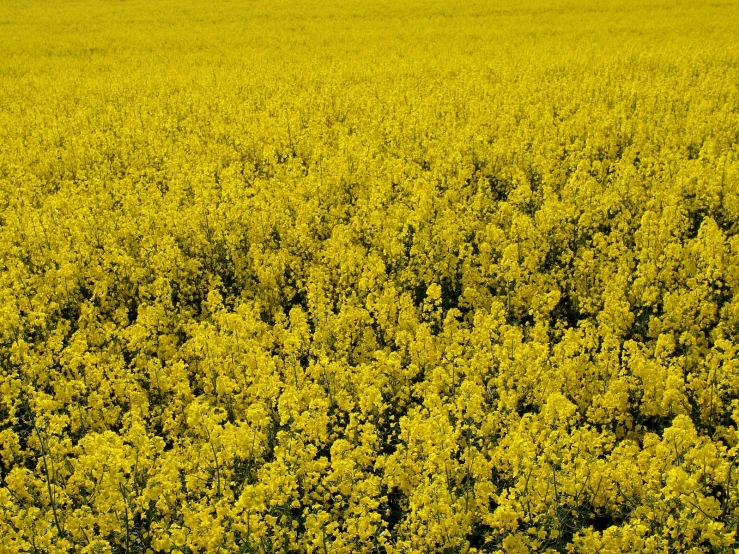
(2, 0, 739, 552)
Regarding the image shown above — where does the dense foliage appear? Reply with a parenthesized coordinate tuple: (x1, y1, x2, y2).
(1, 0, 739, 552)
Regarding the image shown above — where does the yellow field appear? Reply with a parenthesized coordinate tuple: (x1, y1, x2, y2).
(1, 0, 739, 552)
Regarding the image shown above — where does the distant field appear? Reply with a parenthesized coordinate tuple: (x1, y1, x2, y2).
(1, 0, 739, 552)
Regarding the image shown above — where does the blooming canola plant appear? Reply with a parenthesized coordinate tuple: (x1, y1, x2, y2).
(1, 0, 739, 552)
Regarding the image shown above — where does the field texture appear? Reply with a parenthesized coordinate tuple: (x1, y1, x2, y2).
(2, 0, 739, 552)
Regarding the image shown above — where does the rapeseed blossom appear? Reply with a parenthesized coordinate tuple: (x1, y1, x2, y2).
(1, 0, 739, 552)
